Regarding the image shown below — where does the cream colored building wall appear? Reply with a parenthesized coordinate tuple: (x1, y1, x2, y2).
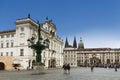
(0, 17, 63, 70)
(64, 48, 120, 67)
(63, 48, 77, 67)
(0, 56, 13, 70)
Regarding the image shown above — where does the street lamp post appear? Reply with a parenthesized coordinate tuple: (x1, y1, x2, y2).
(27, 22, 49, 64)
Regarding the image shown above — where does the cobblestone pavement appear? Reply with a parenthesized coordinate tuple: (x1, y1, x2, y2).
(0, 67, 120, 80)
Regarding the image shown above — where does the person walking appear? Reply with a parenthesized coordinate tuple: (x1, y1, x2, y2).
(66, 64, 70, 74)
(91, 64, 94, 72)
(62, 63, 67, 74)
(114, 64, 117, 72)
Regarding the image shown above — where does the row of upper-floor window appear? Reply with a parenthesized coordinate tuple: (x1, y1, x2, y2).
(77, 60, 115, 63)
(0, 34, 14, 38)
(50, 41, 62, 52)
(64, 51, 76, 54)
(64, 53, 120, 56)
(64, 51, 120, 54)
(0, 51, 23, 56)
(20, 49, 35, 56)
(0, 52, 13, 56)
(64, 59, 76, 62)
(76, 56, 119, 59)
(0, 42, 14, 48)
(0, 49, 35, 56)
(76, 53, 120, 56)
(64, 55, 76, 58)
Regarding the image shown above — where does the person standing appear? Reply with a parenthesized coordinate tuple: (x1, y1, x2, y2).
(114, 64, 117, 72)
(66, 64, 70, 74)
(91, 64, 94, 72)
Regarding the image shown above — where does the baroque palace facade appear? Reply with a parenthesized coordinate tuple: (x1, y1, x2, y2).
(63, 37, 120, 67)
(0, 15, 63, 70)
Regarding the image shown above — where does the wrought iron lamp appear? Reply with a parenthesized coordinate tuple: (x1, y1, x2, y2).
(27, 22, 50, 63)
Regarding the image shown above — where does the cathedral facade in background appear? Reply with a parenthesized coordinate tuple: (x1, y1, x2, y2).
(63, 37, 120, 67)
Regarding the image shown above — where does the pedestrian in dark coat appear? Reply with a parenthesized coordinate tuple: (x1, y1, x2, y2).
(62, 63, 67, 74)
(66, 64, 70, 74)
(114, 64, 117, 72)
(91, 64, 94, 72)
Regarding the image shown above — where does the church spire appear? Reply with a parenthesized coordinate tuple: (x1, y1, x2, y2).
(28, 13, 30, 18)
(65, 37, 69, 48)
(78, 37, 84, 49)
(73, 36, 77, 48)
(45, 16, 49, 22)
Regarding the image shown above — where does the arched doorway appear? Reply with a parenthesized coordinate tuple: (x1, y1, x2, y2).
(32, 60, 35, 69)
(90, 57, 100, 67)
(48, 59, 56, 68)
(51, 59, 56, 68)
(0, 62, 5, 70)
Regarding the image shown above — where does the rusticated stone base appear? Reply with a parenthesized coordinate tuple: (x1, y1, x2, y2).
(32, 63, 46, 75)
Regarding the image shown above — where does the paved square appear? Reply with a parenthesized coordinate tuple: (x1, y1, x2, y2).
(0, 68, 120, 80)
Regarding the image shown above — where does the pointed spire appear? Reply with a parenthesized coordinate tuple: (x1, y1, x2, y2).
(28, 13, 30, 18)
(45, 16, 49, 23)
(37, 20, 39, 24)
(73, 36, 77, 48)
(65, 37, 69, 48)
(46, 16, 48, 20)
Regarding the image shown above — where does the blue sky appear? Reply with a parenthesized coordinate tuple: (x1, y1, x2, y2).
(0, 0, 120, 48)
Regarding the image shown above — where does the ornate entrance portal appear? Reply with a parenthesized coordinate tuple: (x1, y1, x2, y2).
(0, 62, 5, 70)
(90, 57, 100, 67)
(48, 59, 56, 68)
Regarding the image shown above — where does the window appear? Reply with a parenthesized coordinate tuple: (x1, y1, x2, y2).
(74, 55, 76, 57)
(20, 49, 24, 56)
(20, 33, 25, 37)
(6, 43, 9, 48)
(11, 42, 14, 47)
(21, 27, 24, 31)
(33, 50, 35, 56)
(1, 35, 4, 38)
(65, 55, 67, 57)
(11, 52, 13, 56)
(1, 43, 3, 48)
(1, 52, 3, 56)
(6, 52, 8, 56)
(6, 35, 10, 38)
(11, 34, 14, 37)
